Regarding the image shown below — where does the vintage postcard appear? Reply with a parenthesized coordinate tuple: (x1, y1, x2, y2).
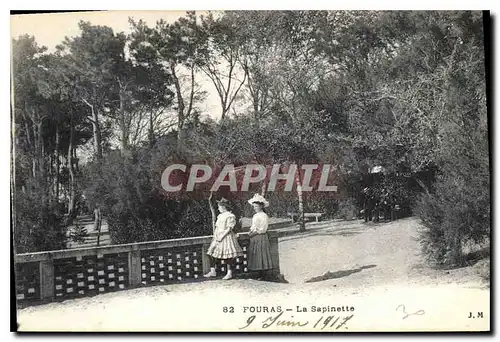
(11, 10, 490, 332)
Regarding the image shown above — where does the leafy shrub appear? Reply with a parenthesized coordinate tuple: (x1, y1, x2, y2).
(175, 202, 213, 237)
(14, 188, 66, 253)
(475, 258, 490, 284)
(415, 170, 490, 266)
(335, 199, 358, 220)
(83, 146, 218, 244)
(69, 222, 89, 244)
(415, 189, 447, 264)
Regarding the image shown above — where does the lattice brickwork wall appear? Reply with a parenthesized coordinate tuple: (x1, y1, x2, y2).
(140, 247, 203, 285)
(15, 262, 40, 303)
(15, 232, 279, 306)
(53, 252, 129, 298)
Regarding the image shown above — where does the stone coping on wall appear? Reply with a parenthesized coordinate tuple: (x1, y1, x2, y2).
(15, 231, 279, 263)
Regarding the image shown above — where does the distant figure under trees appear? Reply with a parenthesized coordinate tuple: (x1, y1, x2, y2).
(363, 187, 395, 223)
(93, 207, 102, 246)
(362, 187, 376, 222)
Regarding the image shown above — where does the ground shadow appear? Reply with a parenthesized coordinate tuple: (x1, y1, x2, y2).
(304, 264, 377, 283)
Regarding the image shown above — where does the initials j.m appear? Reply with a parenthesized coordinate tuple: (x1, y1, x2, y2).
(468, 312, 484, 319)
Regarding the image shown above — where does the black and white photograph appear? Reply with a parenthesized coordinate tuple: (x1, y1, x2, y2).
(11, 9, 490, 332)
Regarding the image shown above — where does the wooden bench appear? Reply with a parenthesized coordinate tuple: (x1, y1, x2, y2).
(287, 212, 324, 223)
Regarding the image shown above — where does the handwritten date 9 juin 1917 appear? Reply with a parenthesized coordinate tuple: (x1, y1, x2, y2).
(239, 311, 355, 331)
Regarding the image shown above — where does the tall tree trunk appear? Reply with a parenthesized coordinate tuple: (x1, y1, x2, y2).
(248, 77, 261, 120)
(72, 148, 79, 173)
(118, 82, 129, 151)
(295, 167, 305, 232)
(92, 108, 103, 159)
(35, 120, 47, 206)
(221, 107, 229, 121)
(208, 191, 216, 234)
(82, 98, 104, 245)
(48, 153, 53, 204)
(261, 182, 267, 196)
(92, 102, 104, 244)
(67, 154, 76, 219)
(54, 125, 61, 204)
(83, 99, 103, 159)
(24, 120, 32, 149)
(170, 62, 186, 148)
(32, 159, 36, 180)
(66, 113, 77, 225)
(148, 111, 155, 147)
(186, 63, 196, 118)
(253, 100, 260, 120)
(36, 121, 44, 176)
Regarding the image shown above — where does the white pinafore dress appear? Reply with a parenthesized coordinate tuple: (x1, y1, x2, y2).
(207, 211, 244, 259)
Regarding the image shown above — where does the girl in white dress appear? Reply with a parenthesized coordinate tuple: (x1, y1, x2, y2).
(247, 194, 273, 280)
(204, 198, 244, 280)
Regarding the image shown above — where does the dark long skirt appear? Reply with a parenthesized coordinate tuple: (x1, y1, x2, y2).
(248, 233, 273, 271)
